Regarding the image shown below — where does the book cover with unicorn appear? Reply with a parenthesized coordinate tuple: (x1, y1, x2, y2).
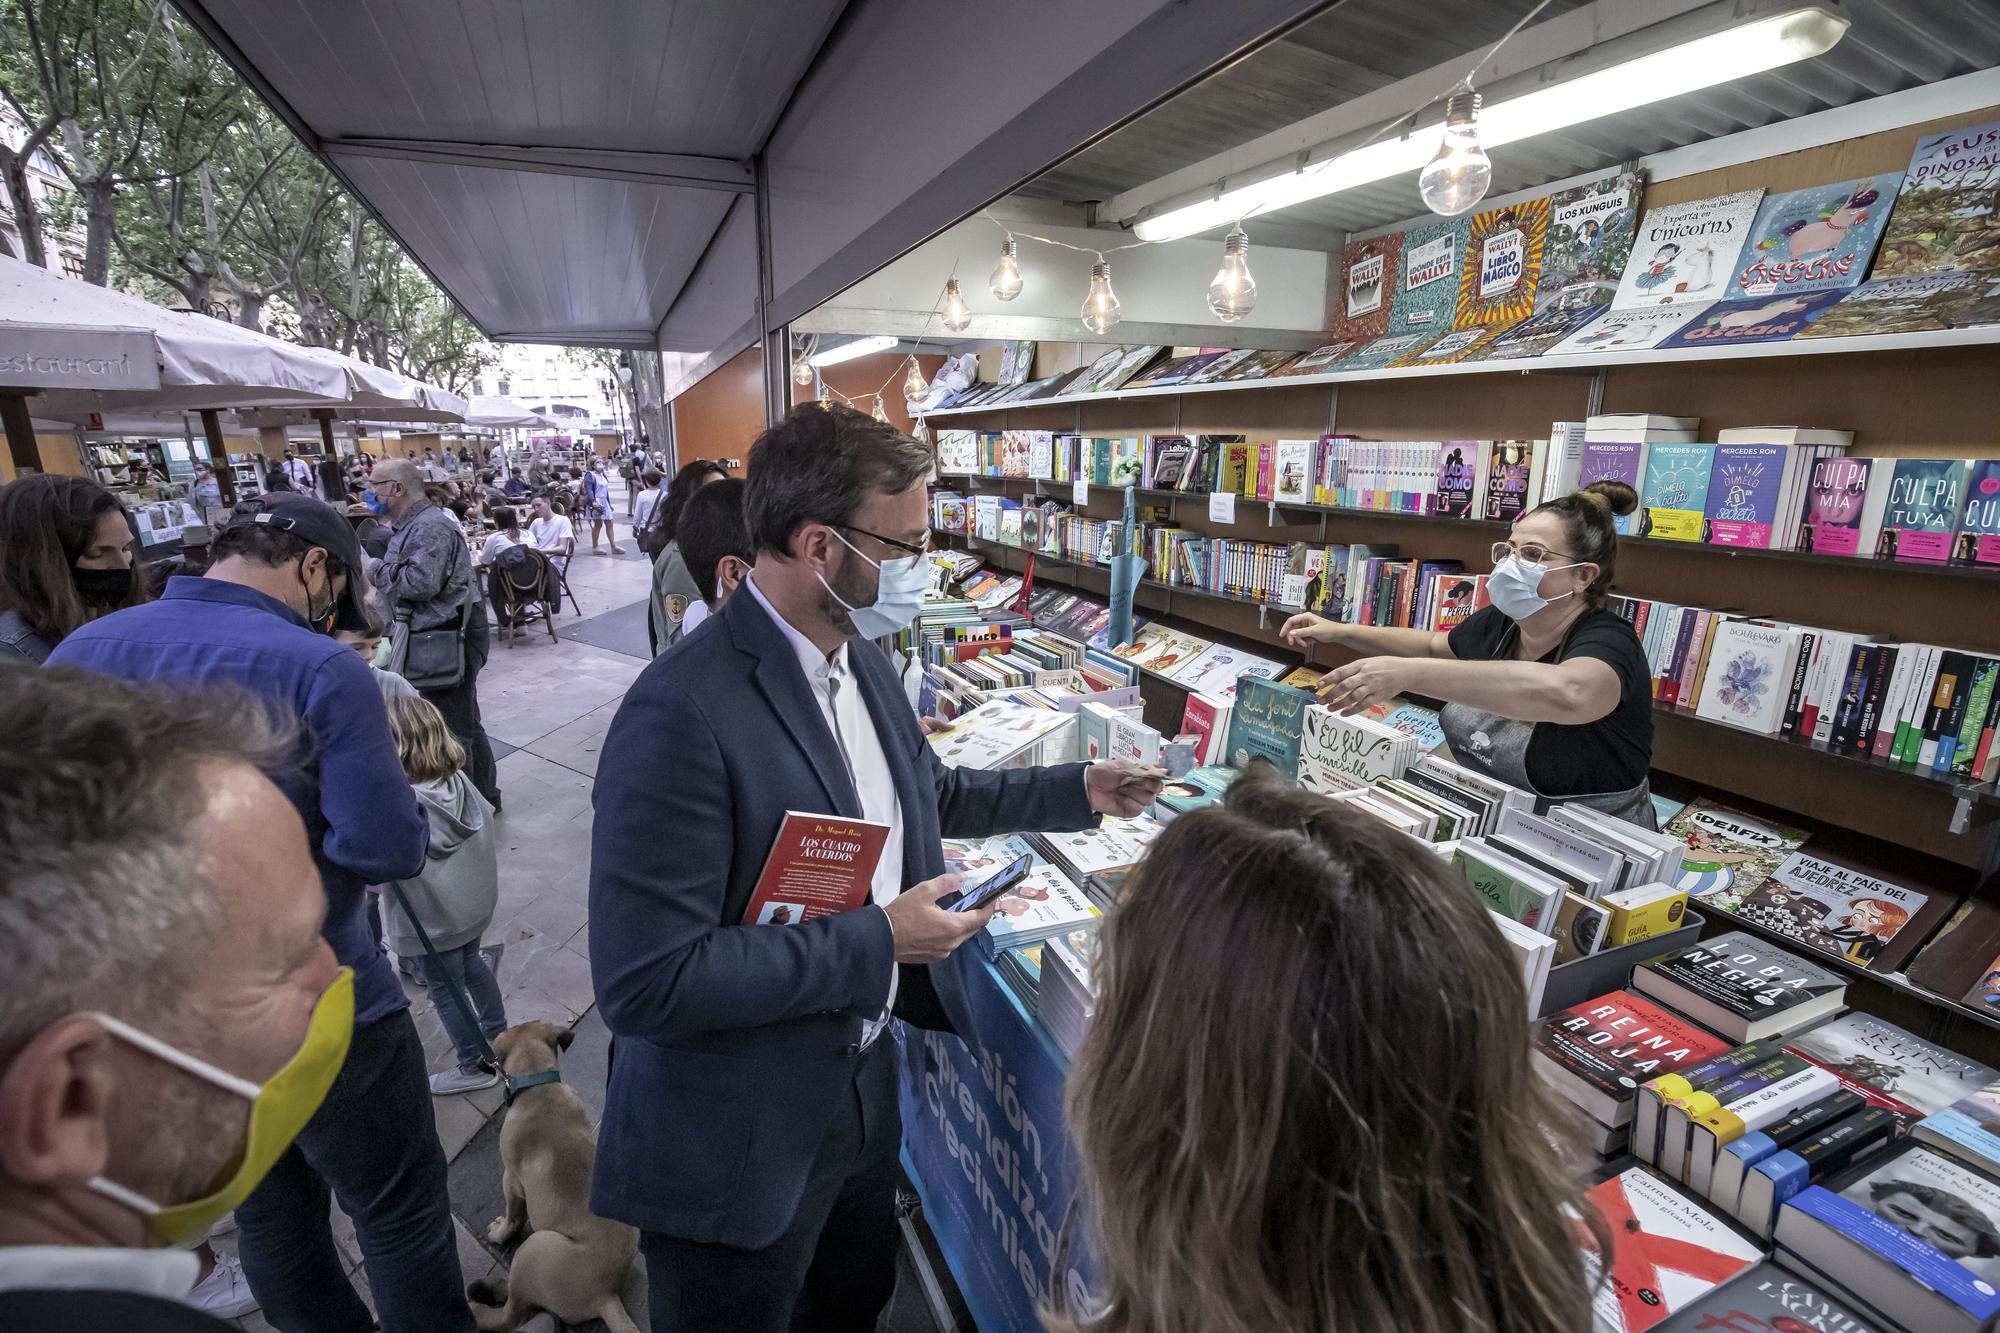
(1613, 189, 1764, 309)
(1724, 174, 1902, 299)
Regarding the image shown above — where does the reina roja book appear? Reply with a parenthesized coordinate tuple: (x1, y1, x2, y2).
(743, 812, 891, 925)
(1532, 990, 1731, 1128)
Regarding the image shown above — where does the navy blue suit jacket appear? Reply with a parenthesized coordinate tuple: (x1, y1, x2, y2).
(588, 585, 1098, 1245)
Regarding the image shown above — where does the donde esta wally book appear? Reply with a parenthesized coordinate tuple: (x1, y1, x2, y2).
(1389, 216, 1469, 337)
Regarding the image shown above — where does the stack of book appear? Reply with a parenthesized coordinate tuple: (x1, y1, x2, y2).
(1038, 926, 1099, 1059)
(926, 700, 1077, 770)
(1035, 817, 1162, 907)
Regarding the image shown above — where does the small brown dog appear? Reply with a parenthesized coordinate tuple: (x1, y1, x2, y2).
(467, 1020, 640, 1333)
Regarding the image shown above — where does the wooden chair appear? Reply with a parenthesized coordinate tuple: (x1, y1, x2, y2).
(490, 546, 560, 646)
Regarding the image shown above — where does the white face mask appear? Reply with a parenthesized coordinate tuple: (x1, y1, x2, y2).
(818, 529, 928, 639)
(1487, 554, 1583, 620)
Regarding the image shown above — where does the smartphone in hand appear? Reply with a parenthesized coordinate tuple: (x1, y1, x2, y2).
(943, 854, 1033, 914)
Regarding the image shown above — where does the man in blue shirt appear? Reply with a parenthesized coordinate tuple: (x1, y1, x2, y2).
(49, 495, 473, 1333)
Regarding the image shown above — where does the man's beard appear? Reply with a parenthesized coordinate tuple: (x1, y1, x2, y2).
(817, 551, 873, 638)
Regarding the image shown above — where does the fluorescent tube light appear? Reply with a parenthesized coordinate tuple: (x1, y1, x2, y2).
(1131, 3, 1849, 242)
(808, 334, 898, 367)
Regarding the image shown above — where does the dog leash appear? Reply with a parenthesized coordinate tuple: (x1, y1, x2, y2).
(385, 882, 558, 1105)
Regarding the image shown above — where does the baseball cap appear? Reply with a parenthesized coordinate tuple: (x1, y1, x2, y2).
(222, 493, 371, 633)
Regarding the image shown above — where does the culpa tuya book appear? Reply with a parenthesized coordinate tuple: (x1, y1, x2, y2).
(1875, 457, 1968, 563)
(1775, 1140, 2000, 1333)
(742, 812, 892, 926)
(1630, 931, 1845, 1044)
(1582, 1167, 1763, 1333)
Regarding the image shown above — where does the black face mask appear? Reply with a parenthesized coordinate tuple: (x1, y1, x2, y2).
(72, 565, 133, 607)
(298, 559, 338, 634)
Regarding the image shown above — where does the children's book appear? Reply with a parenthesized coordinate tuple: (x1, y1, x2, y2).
(1613, 190, 1766, 309)
(1470, 302, 1610, 361)
(1454, 198, 1549, 329)
(1794, 270, 2000, 339)
(1336, 332, 1435, 372)
(1535, 172, 1641, 315)
(1334, 233, 1402, 343)
(1390, 325, 1500, 367)
(1389, 216, 1470, 337)
(1724, 175, 1902, 298)
(1553, 304, 1714, 354)
(1874, 118, 2000, 277)
(1735, 852, 1951, 975)
(1655, 291, 1849, 349)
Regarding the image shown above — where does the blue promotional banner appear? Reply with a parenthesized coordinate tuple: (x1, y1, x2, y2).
(897, 954, 1097, 1331)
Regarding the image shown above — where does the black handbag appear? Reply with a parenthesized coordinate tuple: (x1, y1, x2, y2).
(391, 538, 472, 690)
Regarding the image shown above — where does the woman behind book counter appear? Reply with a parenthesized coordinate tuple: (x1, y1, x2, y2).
(1282, 481, 1656, 828)
(1053, 774, 1607, 1333)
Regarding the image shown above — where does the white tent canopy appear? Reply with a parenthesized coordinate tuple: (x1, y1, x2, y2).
(461, 395, 559, 429)
(0, 255, 464, 421)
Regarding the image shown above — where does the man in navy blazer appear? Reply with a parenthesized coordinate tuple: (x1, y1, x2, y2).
(589, 405, 1160, 1331)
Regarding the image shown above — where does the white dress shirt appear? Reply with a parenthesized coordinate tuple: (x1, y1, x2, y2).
(745, 574, 903, 1045)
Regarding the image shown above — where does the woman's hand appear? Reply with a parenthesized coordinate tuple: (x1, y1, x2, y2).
(1317, 656, 1410, 715)
(1280, 612, 1342, 648)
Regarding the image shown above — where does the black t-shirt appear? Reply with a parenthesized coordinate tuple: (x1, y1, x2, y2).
(1446, 605, 1653, 797)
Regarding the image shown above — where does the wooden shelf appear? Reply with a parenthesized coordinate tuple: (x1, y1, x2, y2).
(922, 324, 2000, 420)
(935, 473, 2000, 586)
(946, 530, 2000, 817)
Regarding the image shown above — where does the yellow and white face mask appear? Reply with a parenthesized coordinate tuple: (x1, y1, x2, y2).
(84, 968, 354, 1244)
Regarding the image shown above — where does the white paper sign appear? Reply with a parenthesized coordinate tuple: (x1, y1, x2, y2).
(1208, 491, 1237, 524)
(1073, 478, 1090, 506)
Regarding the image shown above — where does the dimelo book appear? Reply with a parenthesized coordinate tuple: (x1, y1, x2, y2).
(1723, 174, 1902, 298)
(1612, 189, 1766, 309)
(1873, 117, 2000, 277)
(1703, 443, 1790, 548)
(1388, 216, 1469, 337)
(1454, 197, 1550, 329)
(1642, 443, 1717, 542)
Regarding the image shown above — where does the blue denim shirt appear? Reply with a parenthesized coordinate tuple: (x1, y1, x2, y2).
(48, 576, 429, 1024)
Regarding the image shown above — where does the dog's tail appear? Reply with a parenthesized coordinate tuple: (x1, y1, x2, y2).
(595, 1295, 643, 1333)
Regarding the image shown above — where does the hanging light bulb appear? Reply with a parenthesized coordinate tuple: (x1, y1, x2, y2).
(903, 356, 928, 403)
(791, 355, 813, 387)
(1081, 260, 1120, 336)
(1418, 90, 1492, 217)
(816, 378, 831, 409)
(989, 235, 1024, 301)
(1206, 226, 1258, 323)
(939, 278, 972, 333)
(871, 394, 890, 423)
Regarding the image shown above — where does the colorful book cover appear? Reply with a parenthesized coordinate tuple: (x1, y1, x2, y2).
(1614, 189, 1765, 309)
(1535, 171, 1641, 315)
(1736, 852, 1944, 973)
(1166, 643, 1285, 700)
(1336, 331, 1435, 372)
(1795, 456, 1878, 556)
(1219, 676, 1312, 776)
(1692, 621, 1798, 734)
(1534, 991, 1731, 1123)
(1582, 1168, 1763, 1333)
(1957, 458, 2000, 565)
(1482, 439, 1540, 524)
(1795, 269, 2000, 339)
(1663, 798, 1809, 915)
(1579, 440, 1645, 535)
(1296, 706, 1411, 795)
(1724, 175, 1901, 298)
(1655, 290, 1849, 349)
(1874, 118, 2000, 277)
(1218, 348, 1300, 381)
(1792, 1144, 2000, 1319)
(1454, 197, 1549, 329)
(1435, 441, 1482, 519)
(1389, 324, 1499, 367)
(1642, 443, 1717, 542)
(1876, 457, 1967, 562)
(1389, 216, 1470, 337)
(1552, 303, 1713, 355)
(1469, 302, 1609, 361)
(1334, 232, 1401, 343)
(981, 865, 1101, 951)
(1649, 1260, 1879, 1332)
(1704, 443, 1789, 548)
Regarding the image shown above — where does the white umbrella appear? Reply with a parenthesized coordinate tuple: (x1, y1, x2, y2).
(295, 345, 468, 422)
(462, 394, 561, 430)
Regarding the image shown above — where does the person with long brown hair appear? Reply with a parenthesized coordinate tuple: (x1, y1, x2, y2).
(0, 474, 147, 664)
(1057, 770, 1606, 1333)
(1282, 480, 1656, 826)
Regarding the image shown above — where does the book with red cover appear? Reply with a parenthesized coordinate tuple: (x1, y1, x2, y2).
(741, 811, 892, 926)
(1581, 1168, 1763, 1332)
(1533, 990, 1732, 1128)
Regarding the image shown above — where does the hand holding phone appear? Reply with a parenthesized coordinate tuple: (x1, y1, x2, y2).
(945, 854, 1033, 914)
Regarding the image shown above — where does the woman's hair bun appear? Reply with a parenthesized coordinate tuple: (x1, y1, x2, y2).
(1577, 479, 1638, 518)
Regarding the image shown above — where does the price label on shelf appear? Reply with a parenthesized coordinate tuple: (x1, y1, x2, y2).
(1073, 478, 1090, 506)
(1208, 490, 1237, 525)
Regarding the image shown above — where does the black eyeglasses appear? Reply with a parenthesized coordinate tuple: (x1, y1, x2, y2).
(838, 524, 930, 558)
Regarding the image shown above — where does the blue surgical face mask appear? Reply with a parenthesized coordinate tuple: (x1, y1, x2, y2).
(363, 491, 387, 517)
(1487, 554, 1583, 620)
(819, 529, 927, 639)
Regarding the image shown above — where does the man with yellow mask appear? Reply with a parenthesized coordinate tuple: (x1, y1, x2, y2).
(0, 670, 356, 1331)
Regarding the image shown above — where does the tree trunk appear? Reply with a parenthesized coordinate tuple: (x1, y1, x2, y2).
(235, 293, 265, 331)
(81, 179, 116, 284)
(0, 147, 48, 269)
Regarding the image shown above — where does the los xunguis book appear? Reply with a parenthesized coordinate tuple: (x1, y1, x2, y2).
(1534, 171, 1641, 315)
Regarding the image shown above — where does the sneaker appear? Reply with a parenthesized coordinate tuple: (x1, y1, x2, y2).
(430, 1067, 500, 1096)
(184, 1252, 259, 1319)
